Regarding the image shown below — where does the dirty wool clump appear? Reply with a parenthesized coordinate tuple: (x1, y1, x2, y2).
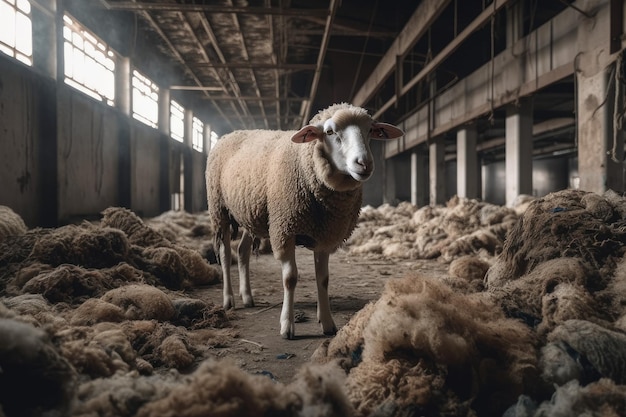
(346, 197, 520, 262)
(101, 207, 221, 288)
(486, 189, 626, 334)
(487, 189, 626, 286)
(0, 205, 27, 242)
(69, 359, 353, 417)
(313, 273, 540, 417)
(0, 318, 76, 417)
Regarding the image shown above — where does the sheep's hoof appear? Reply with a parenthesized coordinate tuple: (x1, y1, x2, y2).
(280, 322, 295, 340)
(281, 330, 295, 340)
(241, 294, 255, 308)
(223, 296, 235, 310)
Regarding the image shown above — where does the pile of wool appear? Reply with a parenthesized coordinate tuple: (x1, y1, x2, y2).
(312, 273, 541, 417)
(480, 189, 626, 415)
(1, 294, 351, 417)
(145, 209, 214, 253)
(0, 205, 27, 241)
(146, 209, 273, 261)
(71, 359, 353, 417)
(504, 379, 626, 416)
(486, 189, 626, 334)
(0, 208, 221, 296)
(0, 206, 248, 416)
(0, 307, 76, 417)
(101, 207, 221, 288)
(346, 197, 520, 262)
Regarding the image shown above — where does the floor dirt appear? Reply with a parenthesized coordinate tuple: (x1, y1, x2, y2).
(192, 247, 450, 383)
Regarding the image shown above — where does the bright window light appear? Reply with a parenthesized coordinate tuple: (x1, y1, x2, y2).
(132, 69, 159, 128)
(209, 131, 218, 152)
(192, 117, 204, 152)
(0, 0, 33, 66)
(170, 100, 185, 142)
(63, 14, 115, 106)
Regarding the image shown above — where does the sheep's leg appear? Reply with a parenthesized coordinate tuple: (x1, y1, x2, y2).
(278, 245, 298, 339)
(314, 251, 337, 335)
(237, 230, 254, 307)
(219, 220, 235, 310)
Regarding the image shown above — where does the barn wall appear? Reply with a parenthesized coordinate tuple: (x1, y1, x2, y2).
(56, 86, 120, 222)
(130, 123, 164, 218)
(0, 54, 207, 226)
(482, 155, 574, 205)
(0, 58, 55, 227)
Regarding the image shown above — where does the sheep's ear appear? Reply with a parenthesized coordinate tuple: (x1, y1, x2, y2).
(370, 122, 404, 140)
(291, 125, 323, 143)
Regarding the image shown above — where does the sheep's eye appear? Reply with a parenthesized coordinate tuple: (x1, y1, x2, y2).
(326, 129, 334, 135)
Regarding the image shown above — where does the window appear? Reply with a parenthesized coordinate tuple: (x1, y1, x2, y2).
(0, 0, 32, 66)
(192, 117, 204, 152)
(132, 69, 159, 128)
(170, 100, 185, 142)
(63, 15, 115, 106)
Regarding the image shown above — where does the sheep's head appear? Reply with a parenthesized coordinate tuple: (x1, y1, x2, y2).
(290, 104, 404, 183)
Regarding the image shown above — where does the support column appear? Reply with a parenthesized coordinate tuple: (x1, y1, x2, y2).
(505, 98, 533, 206)
(203, 123, 212, 154)
(411, 150, 428, 206)
(158, 88, 170, 135)
(429, 138, 445, 205)
(31, 0, 57, 78)
(456, 124, 479, 199)
(577, 67, 624, 193)
(115, 56, 131, 117)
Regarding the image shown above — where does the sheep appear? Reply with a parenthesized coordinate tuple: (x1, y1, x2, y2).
(206, 103, 404, 339)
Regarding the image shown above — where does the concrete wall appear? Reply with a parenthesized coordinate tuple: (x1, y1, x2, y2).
(0, 55, 208, 226)
(130, 123, 164, 218)
(57, 87, 120, 222)
(483, 155, 574, 205)
(0, 58, 56, 227)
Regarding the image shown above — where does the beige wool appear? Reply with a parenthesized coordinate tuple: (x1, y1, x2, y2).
(206, 125, 364, 257)
(314, 274, 539, 417)
(0, 205, 27, 242)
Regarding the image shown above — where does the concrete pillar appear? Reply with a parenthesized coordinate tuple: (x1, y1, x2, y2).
(115, 56, 131, 116)
(411, 150, 428, 206)
(577, 68, 624, 193)
(429, 138, 445, 205)
(203, 123, 212, 154)
(506, 0, 523, 48)
(505, 98, 533, 206)
(383, 156, 396, 204)
(158, 88, 170, 135)
(456, 124, 479, 199)
(31, 0, 57, 78)
(183, 109, 193, 148)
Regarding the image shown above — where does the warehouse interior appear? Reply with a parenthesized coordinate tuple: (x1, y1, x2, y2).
(1, 0, 624, 227)
(3, 2, 626, 416)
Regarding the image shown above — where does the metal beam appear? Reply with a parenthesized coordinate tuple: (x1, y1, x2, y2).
(352, 0, 452, 107)
(188, 63, 317, 70)
(300, 0, 339, 125)
(99, 2, 328, 16)
(373, 0, 512, 119)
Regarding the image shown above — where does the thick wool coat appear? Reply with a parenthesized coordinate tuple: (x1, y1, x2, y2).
(206, 128, 363, 258)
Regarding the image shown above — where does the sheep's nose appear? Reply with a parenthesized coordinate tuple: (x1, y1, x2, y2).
(355, 158, 371, 173)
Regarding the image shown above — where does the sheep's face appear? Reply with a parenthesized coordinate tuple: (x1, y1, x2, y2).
(291, 107, 405, 183)
(321, 115, 375, 182)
